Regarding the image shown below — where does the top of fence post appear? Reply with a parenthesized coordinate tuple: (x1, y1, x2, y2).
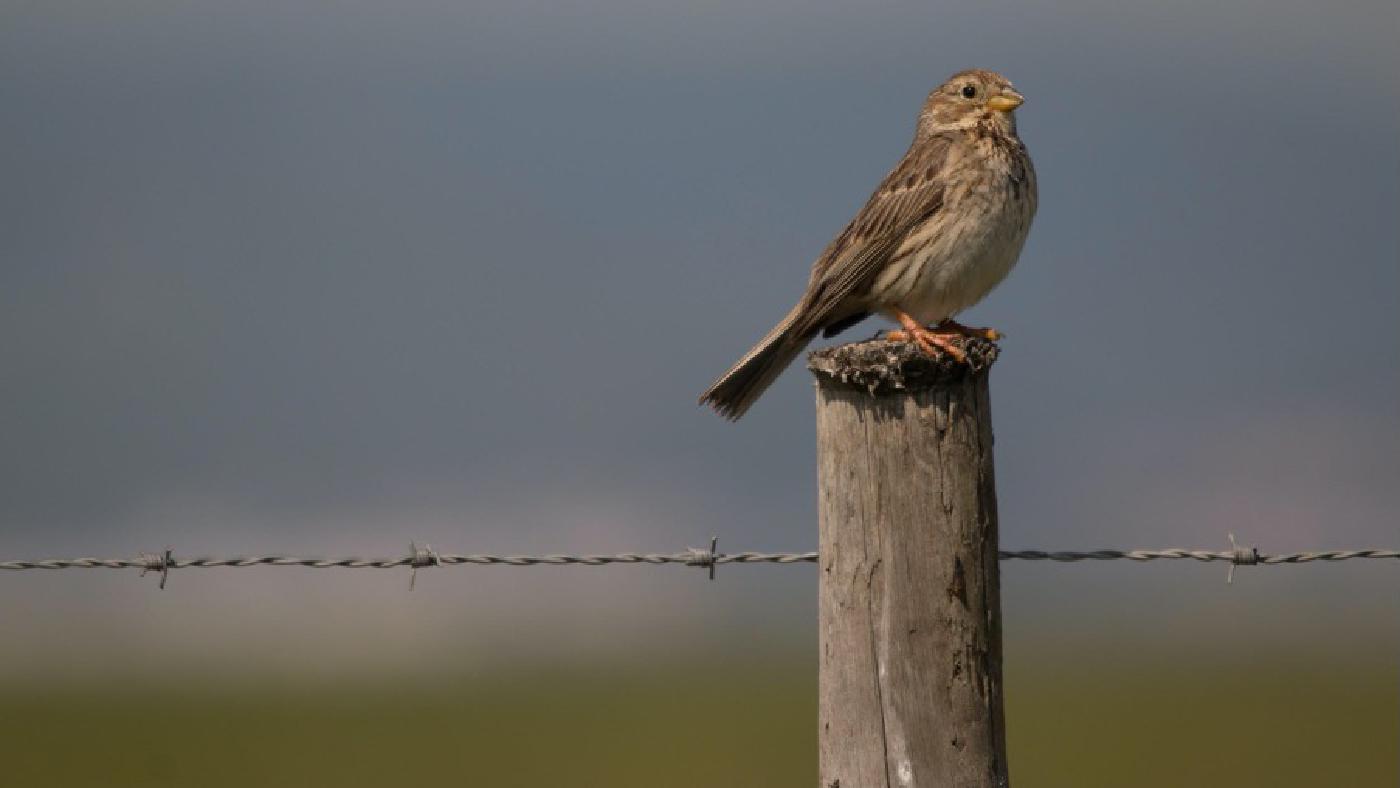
(807, 336, 999, 396)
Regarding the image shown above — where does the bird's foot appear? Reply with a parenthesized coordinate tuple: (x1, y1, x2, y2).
(885, 326, 968, 363)
(936, 318, 1002, 341)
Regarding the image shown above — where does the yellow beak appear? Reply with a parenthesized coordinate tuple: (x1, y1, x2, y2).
(986, 89, 1025, 112)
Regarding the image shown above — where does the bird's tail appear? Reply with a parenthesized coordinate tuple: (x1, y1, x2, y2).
(699, 306, 813, 420)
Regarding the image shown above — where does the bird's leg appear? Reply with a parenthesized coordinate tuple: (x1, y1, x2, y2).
(884, 310, 968, 363)
(936, 318, 1002, 341)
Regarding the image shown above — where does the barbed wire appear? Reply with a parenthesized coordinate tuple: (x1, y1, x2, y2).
(1, 535, 1395, 588)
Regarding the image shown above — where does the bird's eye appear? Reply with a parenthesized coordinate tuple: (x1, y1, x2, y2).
(961, 84, 977, 98)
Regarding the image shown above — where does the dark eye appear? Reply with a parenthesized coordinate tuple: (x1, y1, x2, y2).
(961, 84, 977, 98)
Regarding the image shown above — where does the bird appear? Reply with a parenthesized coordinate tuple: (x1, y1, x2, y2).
(699, 69, 1037, 420)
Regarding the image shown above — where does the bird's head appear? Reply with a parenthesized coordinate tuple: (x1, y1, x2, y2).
(918, 69, 1025, 136)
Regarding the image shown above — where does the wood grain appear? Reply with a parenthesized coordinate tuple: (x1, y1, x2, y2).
(810, 337, 1006, 788)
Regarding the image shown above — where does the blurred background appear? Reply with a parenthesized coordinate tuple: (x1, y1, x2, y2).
(1, 1, 1396, 785)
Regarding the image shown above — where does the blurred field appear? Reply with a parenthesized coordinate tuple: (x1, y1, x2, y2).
(3, 652, 1392, 787)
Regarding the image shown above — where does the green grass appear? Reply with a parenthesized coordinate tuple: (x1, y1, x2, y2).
(2, 656, 1393, 787)
(2, 663, 816, 788)
(1006, 655, 1397, 787)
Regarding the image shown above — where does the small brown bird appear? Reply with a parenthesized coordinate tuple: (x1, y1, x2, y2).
(700, 69, 1037, 419)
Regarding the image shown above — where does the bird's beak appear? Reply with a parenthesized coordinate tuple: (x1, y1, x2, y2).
(986, 89, 1025, 112)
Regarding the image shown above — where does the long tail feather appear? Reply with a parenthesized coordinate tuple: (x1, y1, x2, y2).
(699, 306, 813, 420)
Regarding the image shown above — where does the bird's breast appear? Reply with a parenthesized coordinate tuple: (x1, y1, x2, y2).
(876, 149, 1036, 325)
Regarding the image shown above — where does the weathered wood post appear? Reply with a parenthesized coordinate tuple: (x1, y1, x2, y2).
(809, 337, 1007, 788)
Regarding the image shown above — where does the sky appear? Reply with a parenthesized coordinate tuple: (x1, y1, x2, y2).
(0, 0, 1396, 677)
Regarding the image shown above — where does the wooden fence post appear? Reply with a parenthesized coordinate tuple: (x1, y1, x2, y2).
(809, 337, 1007, 788)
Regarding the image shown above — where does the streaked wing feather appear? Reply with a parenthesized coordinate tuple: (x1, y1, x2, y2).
(792, 136, 951, 337)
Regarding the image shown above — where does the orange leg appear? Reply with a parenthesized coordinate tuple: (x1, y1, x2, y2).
(884, 310, 968, 363)
(936, 318, 1002, 342)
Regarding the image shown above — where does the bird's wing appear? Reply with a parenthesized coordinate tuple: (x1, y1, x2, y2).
(791, 135, 952, 337)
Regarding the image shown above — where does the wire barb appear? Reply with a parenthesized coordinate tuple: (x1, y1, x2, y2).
(685, 536, 720, 580)
(408, 542, 440, 590)
(1226, 532, 1259, 584)
(139, 548, 173, 590)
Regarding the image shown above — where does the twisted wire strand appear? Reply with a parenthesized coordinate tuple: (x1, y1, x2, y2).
(1, 548, 1396, 573)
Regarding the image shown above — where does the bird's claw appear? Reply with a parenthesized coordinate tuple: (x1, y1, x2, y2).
(936, 318, 1002, 341)
(885, 327, 968, 363)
